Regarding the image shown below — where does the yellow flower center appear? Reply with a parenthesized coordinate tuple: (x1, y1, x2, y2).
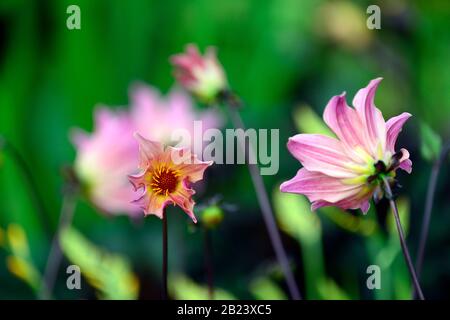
(150, 166, 180, 196)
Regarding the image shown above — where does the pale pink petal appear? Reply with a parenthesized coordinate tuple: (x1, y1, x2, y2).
(352, 78, 386, 153)
(166, 146, 213, 182)
(323, 93, 372, 161)
(128, 172, 146, 191)
(287, 134, 357, 178)
(132, 191, 172, 219)
(134, 133, 164, 168)
(397, 148, 412, 173)
(280, 168, 363, 203)
(311, 195, 371, 214)
(385, 112, 411, 152)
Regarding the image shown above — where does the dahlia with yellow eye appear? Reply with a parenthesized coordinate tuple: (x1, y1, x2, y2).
(281, 78, 412, 213)
(128, 133, 212, 222)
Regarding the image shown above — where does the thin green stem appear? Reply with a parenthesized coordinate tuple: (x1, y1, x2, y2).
(204, 228, 214, 300)
(415, 142, 450, 278)
(162, 211, 168, 300)
(39, 193, 77, 299)
(382, 177, 425, 300)
(223, 96, 301, 300)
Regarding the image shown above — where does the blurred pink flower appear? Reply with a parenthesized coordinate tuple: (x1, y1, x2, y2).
(170, 44, 228, 104)
(71, 108, 140, 216)
(128, 133, 212, 222)
(280, 78, 412, 213)
(130, 84, 222, 152)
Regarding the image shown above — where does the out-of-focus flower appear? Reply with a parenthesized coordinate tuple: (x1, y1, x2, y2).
(130, 84, 222, 149)
(71, 108, 140, 216)
(128, 134, 212, 222)
(171, 44, 228, 104)
(281, 78, 412, 213)
(315, 1, 372, 51)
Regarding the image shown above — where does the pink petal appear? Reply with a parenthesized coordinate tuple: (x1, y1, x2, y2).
(287, 134, 357, 178)
(132, 191, 172, 219)
(312, 197, 371, 214)
(385, 112, 411, 152)
(134, 133, 164, 168)
(352, 78, 386, 153)
(398, 148, 412, 173)
(169, 179, 197, 223)
(280, 168, 363, 203)
(323, 93, 371, 161)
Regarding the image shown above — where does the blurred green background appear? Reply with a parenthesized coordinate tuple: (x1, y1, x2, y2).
(0, 0, 449, 299)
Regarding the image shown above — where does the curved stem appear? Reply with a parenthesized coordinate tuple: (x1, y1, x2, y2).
(415, 142, 450, 278)
(204, 228, 214, 299)
(162, 211, 168, 300)
(224, 102, 302, 300)
(382, 177, 425, 300)
(0, 136, 52, 237)
(39, 193, 77, 299)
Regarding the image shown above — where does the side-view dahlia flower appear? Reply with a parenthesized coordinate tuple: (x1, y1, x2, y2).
(170, 44, 228, 104)
(71, 108, 140, 215)
(128, 133, 212, 222)
(280, 78, 412, 213)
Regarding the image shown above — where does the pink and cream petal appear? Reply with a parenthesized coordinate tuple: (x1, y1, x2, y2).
(134, 133, 164, 168)
(385, 112, 411, 152)
(280, 168, 363, 203)
(287, 134, 358, 178)
(352, 78, 387, 154)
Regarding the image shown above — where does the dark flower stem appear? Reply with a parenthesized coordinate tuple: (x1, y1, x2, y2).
(39, 192, 77, 299)
(222, 94, 302, 300)
(162, 211, 168, 300)
(415, 143, 450, 279)
(0, 135, 52, 237)
(204, 228, 214, 299)
(382, 177, 425, 300)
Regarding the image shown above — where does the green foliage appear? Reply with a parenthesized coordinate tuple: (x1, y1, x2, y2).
(59, 227, 139, 300)
(249, 276, 287, 300)
(168, 274, 236, 300)
(0, 224, 42, 292)
(293, 105, 334, 137)
(420, 122, 442, 162)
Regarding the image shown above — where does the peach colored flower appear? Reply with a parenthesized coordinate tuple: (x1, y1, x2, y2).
(128, 134, 212, 222)
(280, 78, 412, 213)
(170, 44, 227, 104)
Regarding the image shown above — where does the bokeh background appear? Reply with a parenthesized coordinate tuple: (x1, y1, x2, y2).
(1, 0, 449, 299)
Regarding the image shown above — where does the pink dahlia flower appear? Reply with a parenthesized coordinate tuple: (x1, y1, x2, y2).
(128, 134, 212, 222)
(280, 78, 412, 213)
(170, 44, 228, 104)
(71, 108, 140, 215)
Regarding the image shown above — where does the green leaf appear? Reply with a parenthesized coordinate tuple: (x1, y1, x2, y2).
(249, 277, 288, 300)
(59, 227, 139, 300)
(168, 274, 236, 300)
(293, 105, 334, 136)
(420, 122, 442, 161)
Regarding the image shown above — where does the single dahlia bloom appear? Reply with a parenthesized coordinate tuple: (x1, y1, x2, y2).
(128, 133, 212, 222)
(130, 84, 222, 150)
(280, 78, 412, 213)
(71, 108, 140, 215)
(170, 44, 228, 104)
